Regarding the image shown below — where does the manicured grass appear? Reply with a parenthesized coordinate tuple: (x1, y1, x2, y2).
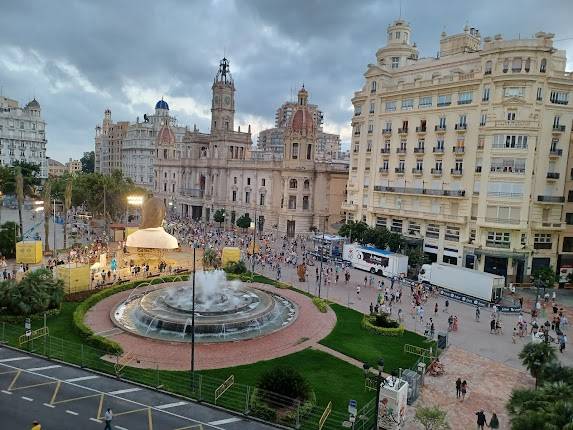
(320, 304, 434, 373)
(201, 348, 374, 410)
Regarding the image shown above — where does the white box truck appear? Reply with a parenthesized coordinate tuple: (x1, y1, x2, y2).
(343, 243, 408, 277)
(418, 263, 504, 304)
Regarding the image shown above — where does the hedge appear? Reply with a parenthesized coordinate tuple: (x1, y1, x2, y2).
(72, 274, 190, 355)
(312, 297, 329, 313)
(361, 315, 405, 336)
(0, 307, 61, 323)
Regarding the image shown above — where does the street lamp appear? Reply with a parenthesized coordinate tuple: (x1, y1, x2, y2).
(317, 215, 329, 298)
(250, 210, 257, 281)
(373, 358, 385, 430)
(191, 243, 197, 392)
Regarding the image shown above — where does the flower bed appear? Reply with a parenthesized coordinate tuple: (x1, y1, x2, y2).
(361, 315, 405, 336)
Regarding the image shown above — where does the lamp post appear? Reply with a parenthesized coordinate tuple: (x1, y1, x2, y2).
(250, 209, 257, 281)
(317, 215, 328, 298)
(372, 358, 385, 430)
(191, 244, 197, 391)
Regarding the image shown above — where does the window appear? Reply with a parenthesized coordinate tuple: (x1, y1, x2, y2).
(487, 181, 524, 198)
(480, 112, 487, 126)
(399, 140, 407, 151)
(369, 102, 375, 114)
(550, 91, 569, 105)
(367, 122, 374, 134)
(259, 193, 265, 206)
(289, 179, 298, 189)
(233, 176, 237, 184)
(492, 134, 528, 149)
(353, 143, 360, 153)
(291, 142, 299, 159)
(470, 229, 476, 243)
(366, 140, 372, 152)
(395, 31, 401, 39)
(458, 114, 467, 126)
(568, 190, 573, 203)
(504, 87, 525, 98)
(247, 177, 251, 185)
(507, 111, 517, 121)
(401, 99, 414, 110)
(419, 96, 432, 108)
(445, 226, 460, 242)
(563, 237, 573, 252)
(482, 86, 490, 102)
(511, 57, 522, 73)
(408, 222, 420, 235)
(503, 59, 509, 73)
(436, 138, 444, 150)
(288, 195, 297, 209)
(487, 231, 511, 248)
(245, 191, 250, 204)
(391, 57, 400, 69)
(391, 219, 403, 233)
(371, 81, 377, 93)
(540, 58, 547, 73)
(484, 61, 492, 75)
(426, 224, 440, 239)
(458, 91, 473, 105)
(490, 158, 526, 174)
(385, 101, 397, 112)
(382, 159, 389, 170)
(454, 159, 463, 173)
(434, 160, 443, 171)
(376, 217, 387, 228)
(261, 178, 266, 186)
(536, 87, 543, 101)
(232, 190, 237, 201)
(438, 117, 446, 128)
(398, 159, 405, 170)
(354, 105, 362, 116)
(302, 196, 309, 210)
(306, 144, 312, 159)
(415, 159, 423, 171)
(534, 233, 552, 249)
(437, 94, 451, 107)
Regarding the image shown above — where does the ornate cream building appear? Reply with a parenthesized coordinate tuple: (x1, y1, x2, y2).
(346, 20, 573, 282)
(153, 58, 348, 236)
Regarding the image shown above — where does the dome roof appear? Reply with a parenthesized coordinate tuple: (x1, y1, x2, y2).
(26, 98, 40, 110)
(291, 108, 314, 134)
(155, 99, 169, 110)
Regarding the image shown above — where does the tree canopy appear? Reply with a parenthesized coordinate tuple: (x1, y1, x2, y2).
(0, 268, 64, 315)
(338, 221, 405, 252)
(0, 161, 41, 196)
(236, 213, 252, 231)
(214, 209, 225, 226)
(80, 151, 95, 173)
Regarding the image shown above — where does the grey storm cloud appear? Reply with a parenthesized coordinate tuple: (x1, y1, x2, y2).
(0, 0, 572, 161)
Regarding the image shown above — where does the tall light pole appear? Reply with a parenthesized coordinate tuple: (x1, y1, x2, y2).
(317, 215, 328, 298)
(191, 245, 197, 392)
(250, 209, 257, 280)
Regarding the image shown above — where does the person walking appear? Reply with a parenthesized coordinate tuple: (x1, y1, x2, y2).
(455, 377, 462, 399)
(460, 380, 468, 401)
(488, 412, 500, 429)
(104, 408, 113, 430)
(31, 421, 42, 430)
(444, 299, 449, 313)
(434, 302, 438, 316)
(356, 285, 361, 300)
(475, 409, 486, 430)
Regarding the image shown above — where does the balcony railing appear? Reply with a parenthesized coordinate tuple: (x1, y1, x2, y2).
(413, 147, 425, 153)
(537, 195, 565, 203)
(451, 168, 463, 176)
(373, 185, 465, 197)
(486, 241, 511, 249)
(433, 147, 445, 153)
(437, 102, 451, 107)
(549, 149, 563, 157)
(475, 166, 482, 173)
(457, 99, 472, 105)
(452, 146, 465, 154)
(431, 168, 443, 176)
(398, 128, 409, 134)
(484, 217, 521, 225)
(553, 124, 566, 132)
(412, 168, 423, 175)
(179, 188, 204, 198)
(534, 242, 553, 250)
(379, 167, 389, 174)
(547, 172, 560, 179)
(396, 148, 407, 154)
(395, 168, 405, 174)
(415, 126, 427, 133)
(455, 123, 467, 131)
(435, 125, 447, 132)
(382, 128, 392, 134)
(381, 148, 391, 154)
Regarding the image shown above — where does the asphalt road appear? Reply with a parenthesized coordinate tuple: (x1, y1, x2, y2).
(0, 346, 277, 430)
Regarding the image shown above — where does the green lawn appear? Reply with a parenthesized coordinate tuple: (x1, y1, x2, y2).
(320, 304, 434, 373)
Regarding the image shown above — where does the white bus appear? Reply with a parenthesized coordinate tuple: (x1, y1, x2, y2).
(343, 244, 408, 277)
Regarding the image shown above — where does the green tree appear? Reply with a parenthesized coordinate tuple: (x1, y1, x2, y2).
(257, 366, 311, 402)
(414, 406, 450, 430)
(387, 232, 404, 252)
(338, 220, 368, 243)
(405, 245, 429, 273)
(15, 166, 24, 240)
(0, 268, 64, 315)
(236, 213, 252, 232)
(519, 342, 557, 387)
(203, 247, 220, 268)
(42, 181, 52, 253)
(80, 151, 95, 173)
(0, 161, 41, 195)
(63, 177, 73, 249)
(531, 266, 557, 290)
(213, 209, 226, 229)
(0, 222, 18, 258)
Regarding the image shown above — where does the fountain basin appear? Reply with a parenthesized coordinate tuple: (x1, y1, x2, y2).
(112, 275, 298, 343)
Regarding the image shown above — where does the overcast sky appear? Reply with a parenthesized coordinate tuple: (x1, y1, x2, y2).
(1, 0, 572, 162)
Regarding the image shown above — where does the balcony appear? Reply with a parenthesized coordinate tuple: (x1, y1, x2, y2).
(431, 168, 443, 176)
(413, 147, 425, 154)
(381, 148, 391, 154)
(532, 221, 564, 230)
(379, 167, 389, 174)
(534, 242, 553, 250)
(457, 99, 473, 105)
(547, 172, 560, 180)
(537, 195, 565, 203)
(412, 168, 423, 175)
(489, 120, 540, 129)
(435, 125, 447, 132)
(437, 102, 451, 107)
(341, 201, 357, 211)
(452, 146, 465, 154)
(553, 124, 566, 133)
(475, 166, 482, 173)
(451, 168, 463, 176)
(486, 241, 511, 249)
(455, 123, 467, 132)
(415, 126, 427, 133)
(382, 128, 392, 135)
(353, 131, 360, 136)
(395, 167, 405, 174)
(549, 148, 563, 157)
(484, 217, 521, 225)
(433, 147, 445, 154)
(477, 144, 485, 151)
(373, 185, 466, 198)
(396, 147, 407, 154)
(179, 188, 204, 198)
(398, 128, 409, 134)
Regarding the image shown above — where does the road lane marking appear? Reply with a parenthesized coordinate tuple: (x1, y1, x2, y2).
(173, 425, 204, 430)
(7, 370, 21, 391)
(50, 381, 61, 404)
(21, 396, 34, 402)
(10, 381, 57, 391)
(27, 365, 62, 372)
(89, 418, 102, 424)
(115, 426, 129, 430)
(65, 375, 99, 382)
(108, 387, 142, 395)
(148, 407, 153, 430)
(53, 393, 102, 405)
(155, 401, 187, 409)
(0, 361, 227, 430)
(66, 410, 79, 416)
(43, 403, 55, 408)
(208, 418, 242, 425)
(0, 357, 31, 363)
(104, 407, 148, 418)
(1, 390, 12, 395)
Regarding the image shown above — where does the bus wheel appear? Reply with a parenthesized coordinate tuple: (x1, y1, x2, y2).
(370, 268, 376, 274)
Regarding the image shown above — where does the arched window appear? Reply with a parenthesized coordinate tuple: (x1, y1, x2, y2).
(540, 58, 547, 73)
(289, 179, 298, 189)
(484, 61, 492, 75)
(304, 179, 310, 190)
(302, 196, 310, 210)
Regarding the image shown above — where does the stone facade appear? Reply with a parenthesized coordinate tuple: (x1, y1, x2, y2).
(346, 19, 573, 282)
(0, 96, 47, 178)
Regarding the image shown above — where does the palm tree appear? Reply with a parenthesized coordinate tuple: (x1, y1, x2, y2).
(203, 247, 220, 269)
(519, 341, 557, 387)
(15, 166, 24, 240)
(63, 177, 72, 249)
(42, 181, 51, 253)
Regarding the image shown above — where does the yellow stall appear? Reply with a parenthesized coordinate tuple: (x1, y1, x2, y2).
(56, 264, 91, 294)
(222, 247, 241, 267)
(16, 241, 43, 264)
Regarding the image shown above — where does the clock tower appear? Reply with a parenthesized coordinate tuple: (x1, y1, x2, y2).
(211, 57, 235, 133)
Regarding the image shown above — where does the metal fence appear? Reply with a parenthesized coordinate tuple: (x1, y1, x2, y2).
(0, 322, 375, 430)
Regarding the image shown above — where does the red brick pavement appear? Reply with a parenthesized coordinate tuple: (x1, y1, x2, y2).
(85, 282, 336, 370)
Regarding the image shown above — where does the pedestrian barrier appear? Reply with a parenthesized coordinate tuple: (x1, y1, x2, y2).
(318, 401, 332, 430)
(403, 343, 434, 359)
(214, 374, 234, 402)
(18, 326, 49, 346)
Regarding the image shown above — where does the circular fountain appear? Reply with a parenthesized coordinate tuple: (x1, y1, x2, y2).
(112, 271, 298, 343)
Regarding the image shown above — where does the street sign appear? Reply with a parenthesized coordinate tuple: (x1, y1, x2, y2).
(25, 329, 31, 338)
(24, 318, 31, 331)
(348, 399, 357, 416)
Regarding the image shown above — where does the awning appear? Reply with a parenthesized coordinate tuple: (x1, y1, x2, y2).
(472, 248, 528, 260)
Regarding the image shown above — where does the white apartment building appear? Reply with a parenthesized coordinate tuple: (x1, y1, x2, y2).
(346, 19, 573, 283)
(0, 96, 47, 178)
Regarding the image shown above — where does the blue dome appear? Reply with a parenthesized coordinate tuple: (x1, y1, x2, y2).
(155, 99, 169, 110)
